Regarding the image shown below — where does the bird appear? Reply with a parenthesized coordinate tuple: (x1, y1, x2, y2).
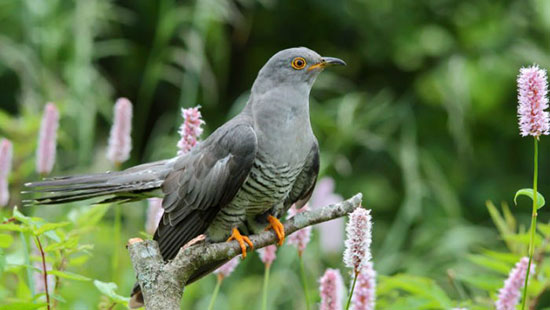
(24, 47, 345, 307)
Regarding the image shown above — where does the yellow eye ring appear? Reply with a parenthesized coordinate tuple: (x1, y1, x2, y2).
(291, 57, 307, 70)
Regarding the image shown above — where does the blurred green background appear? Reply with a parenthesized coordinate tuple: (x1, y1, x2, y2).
(1, 0, 549, 309)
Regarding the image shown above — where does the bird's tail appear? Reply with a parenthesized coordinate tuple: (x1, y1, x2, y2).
(24, 159, 174, 206)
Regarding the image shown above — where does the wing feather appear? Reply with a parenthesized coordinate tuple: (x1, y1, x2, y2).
(154, 122, 257, 260)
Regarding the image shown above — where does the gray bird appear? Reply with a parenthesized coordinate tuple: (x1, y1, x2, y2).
(24, 47, 345, 307)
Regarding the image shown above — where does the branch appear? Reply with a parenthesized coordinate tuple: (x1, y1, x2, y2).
(127, 193, 363, 310)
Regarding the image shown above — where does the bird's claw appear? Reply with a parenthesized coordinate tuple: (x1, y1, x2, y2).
(227, 228, 253, 258)
(266, 215, 285, 246)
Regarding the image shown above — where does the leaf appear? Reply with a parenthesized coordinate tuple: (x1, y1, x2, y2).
(538, 223, 550, 237)
(0, 234, 14, 248)
(514, 188, 545, 209)
(48, 270, 91, 281)
(33, 222, 70, 236)
(44, 237, 79, 252)
(0, 303, 47, 310)
(467, 254, 515, 274)
(377, 274, 453, 308)
(0, 223, 29, 232)
(94, 280, 130, 304)
(73, 204, 110, 228)
(486, 201, 510, 236)
(12, 207, 32, 225)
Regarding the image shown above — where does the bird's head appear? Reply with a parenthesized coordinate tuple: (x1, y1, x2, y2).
(252, 47, 346, 94)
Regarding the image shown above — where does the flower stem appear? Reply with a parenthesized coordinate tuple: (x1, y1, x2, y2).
(35, 236, 51, 310)
(521, 137, 539, 310)
(345, 272, 359, 310)
(207, 275, 223, 310)
(298, 255, 310, 310)
(262, 264, 271, 310)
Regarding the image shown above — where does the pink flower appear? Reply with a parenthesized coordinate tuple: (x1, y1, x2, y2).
(351, 262, 376, 310)
(517, 65, 549, 137)
(107, 98, 133, 165)
(286, 204, 312, 256)
(36, 103, 59, 175)
(0, 138, 13, 207)
(258, 245, 277, 268)
(495, 257, 535, 310)
(145, 198, 164, 234)
(177, 107, 204, 155)
(344, 208, 372, 273)
(310, 177, 345, 254)
(214, 256, 240, 280)
(319, 268, 344, 310)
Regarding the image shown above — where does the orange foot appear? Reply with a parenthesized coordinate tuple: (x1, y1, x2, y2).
(266, 215, 285, 246)
(227, 227, 254, 258)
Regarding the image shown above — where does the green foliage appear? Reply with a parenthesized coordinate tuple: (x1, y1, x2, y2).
(514, 189, 546, 210)
(0, 205, 128, 309)
(0, 0, 549, 309)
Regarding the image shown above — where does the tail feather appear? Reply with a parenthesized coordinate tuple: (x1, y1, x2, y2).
(24, 159, 173, 206)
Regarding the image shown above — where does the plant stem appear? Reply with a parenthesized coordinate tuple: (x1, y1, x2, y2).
(521, 138, 539, 310)
(262, 264, 271, 310)
(345, 271, 359, 310)
(112, 205, 121, 281)
(207, 275, 223, 310)
(298, 255, 310, 310)
(35, 236, 51, 310)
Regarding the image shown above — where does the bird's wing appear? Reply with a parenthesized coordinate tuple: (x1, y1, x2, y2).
(284, 142, 320, 210)
(154, 123, 257, 260)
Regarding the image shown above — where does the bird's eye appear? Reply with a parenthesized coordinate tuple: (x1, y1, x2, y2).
(291, 57, 307, 70)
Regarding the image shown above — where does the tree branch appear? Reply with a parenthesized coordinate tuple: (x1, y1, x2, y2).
(127, 193, 363, 310)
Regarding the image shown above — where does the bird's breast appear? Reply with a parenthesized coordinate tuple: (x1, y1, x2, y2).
(230, 154, 302, 215)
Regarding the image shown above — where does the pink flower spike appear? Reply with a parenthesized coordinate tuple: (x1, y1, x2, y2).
(319, 268, 344, 310)
(36, 103, 59, 175)
(495, 257, 535, 310)
(107, 98, 133, 165)
(258, 245, 277, 268)
(214, 256, 240, 280)
(310, 177, 345, 254)
(344, 208, 373, 273)
(145, 198, 164, 234)
(177, 106, 205, 155)
(286, 204, 312, 256)
(351, 262, 376, 310)
(517, 65, 550, 137)
(0, 139, 13, 207)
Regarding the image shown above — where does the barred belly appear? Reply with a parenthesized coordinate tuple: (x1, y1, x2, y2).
(206, 155, 302, 241)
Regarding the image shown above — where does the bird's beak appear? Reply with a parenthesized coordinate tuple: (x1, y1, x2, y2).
(308, 57, 347, 71)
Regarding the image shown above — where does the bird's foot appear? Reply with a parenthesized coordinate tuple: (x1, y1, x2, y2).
(266, 215, 285, 246)
(227, 228, 253, 258)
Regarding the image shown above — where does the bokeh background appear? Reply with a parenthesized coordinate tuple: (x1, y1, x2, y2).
(1, 0, 550, 309)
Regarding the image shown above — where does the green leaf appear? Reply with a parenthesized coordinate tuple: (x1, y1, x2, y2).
(486, 201, 511, 236)
(48, 270, 91, 281)
(73, 204, 110, 228)
(0, 302, 47, 310)
(467, 254, 515, 274)
(12, 207, 32, 224)
(94, 280, 130, 304)
(514, 188, 545, 209)
(0, 233, 14, 248)
(33, 222, 70, 236)
(0, 223, 29, 232)
(44, 237, 79, 252)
